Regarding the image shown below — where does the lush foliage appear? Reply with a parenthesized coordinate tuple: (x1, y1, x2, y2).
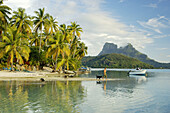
(0, 2, 87, 71)
(82, 53, 154, 69)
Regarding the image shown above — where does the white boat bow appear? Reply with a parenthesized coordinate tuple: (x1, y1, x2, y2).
(128, 69, 147, 75)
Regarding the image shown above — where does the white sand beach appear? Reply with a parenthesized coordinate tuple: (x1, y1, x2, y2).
(0, 70, 124, 81)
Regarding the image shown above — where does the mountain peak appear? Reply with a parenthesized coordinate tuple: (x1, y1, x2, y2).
(127, 43, 133, 47)
(98, 42, 118, 56)
(98, 42, 137, 56)
(98, 42, 170, 68)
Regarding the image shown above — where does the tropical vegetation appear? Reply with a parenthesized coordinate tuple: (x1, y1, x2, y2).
(0, 1, 87, 72)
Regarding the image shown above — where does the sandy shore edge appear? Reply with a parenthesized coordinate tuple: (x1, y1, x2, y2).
(0, 71, 124, 81)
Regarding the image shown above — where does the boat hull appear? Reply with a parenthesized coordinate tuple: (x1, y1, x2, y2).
(129, 70, 146, 76)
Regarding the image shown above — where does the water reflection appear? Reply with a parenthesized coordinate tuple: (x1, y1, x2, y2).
(95, 75, 147, 97)
(80, 70, 128, 78)
(0, 81, 86, 113)
(0, 82, 29, 113)
(129, 75, 147, 84)
(79, 70, 170, 113)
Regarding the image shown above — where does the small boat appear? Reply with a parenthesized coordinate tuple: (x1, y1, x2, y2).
(78, 67, 91, 74)
(79, 67, 91, 72)
(128, 69, 147, 76)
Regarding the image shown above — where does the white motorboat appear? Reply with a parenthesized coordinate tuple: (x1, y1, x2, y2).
(128, 69, 147, 76)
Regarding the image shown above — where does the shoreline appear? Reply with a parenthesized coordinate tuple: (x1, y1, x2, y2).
(0, 71, 124, 81)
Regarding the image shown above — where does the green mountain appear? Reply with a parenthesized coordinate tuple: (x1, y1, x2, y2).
(82, 53, 154, 68)
(98, 42, 170, 68)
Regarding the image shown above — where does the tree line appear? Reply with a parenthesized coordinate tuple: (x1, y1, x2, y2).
(0, 1, 88, 72)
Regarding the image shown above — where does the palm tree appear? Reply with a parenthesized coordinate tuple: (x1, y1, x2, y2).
(68, 21, 83, 38)
(44, 15, 58, 46)
(44, 15, 58, 35)
(70, 36, 79, 58)
(33, 8, 48, 53)
(0, 1, 11, 36)
(0, 26, 30, 71)
(75, 42, 88, 60)
(59, 24, 72, 43)
(64, 53, 77, 70)
(59, 24, 67, 35)
(46, 31, 69, 72)
(68, 22, 83, 58)
(29, 33, 40, 46)
(10, 8, 32, 34)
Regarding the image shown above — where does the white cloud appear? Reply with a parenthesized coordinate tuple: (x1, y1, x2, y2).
(167, 55, 170, 58)
(4, 0, 154, 56)
(138, 16, 170, 34)
(4, 0, 32, 9)
(145, 3, 157, 8)
(119, 0, 125, 3)
(144, 0, 165, 9)
(157, 48, 168, 50)
(154, 34, 170, 39)
(78, 11, 153, 55)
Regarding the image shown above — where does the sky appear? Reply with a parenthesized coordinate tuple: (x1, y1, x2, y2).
(4, 0, 170, 63)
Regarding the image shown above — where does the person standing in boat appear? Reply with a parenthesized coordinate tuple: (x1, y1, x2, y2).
(103, 67, 107, 79)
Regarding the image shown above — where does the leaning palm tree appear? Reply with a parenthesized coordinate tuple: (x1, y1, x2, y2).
(46, 31, 69, 72)
(33, 8, 48, 53)
(10, 8, 32, 34)
(0, 1, 11, 36)
(0, 26, 30, 71)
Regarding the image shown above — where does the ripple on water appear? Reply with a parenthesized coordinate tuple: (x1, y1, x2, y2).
(94, 86, 156, 113)
(120, 88, 156, 113)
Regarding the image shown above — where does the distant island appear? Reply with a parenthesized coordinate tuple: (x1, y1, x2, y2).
(82, 53, 154, 68)
(82, 42, 170, 69)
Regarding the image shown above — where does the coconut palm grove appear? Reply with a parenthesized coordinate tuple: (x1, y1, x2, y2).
(0, 1, 88, 72)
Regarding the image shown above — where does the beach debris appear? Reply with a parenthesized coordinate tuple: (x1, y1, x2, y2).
(68, 74, 74, 77)
(40, 78, 45, 82)
(64, 70, 75, 74)
(43, 67, 53, 72)
(96, 75, 102, 80)
(64, 75, 68, 78)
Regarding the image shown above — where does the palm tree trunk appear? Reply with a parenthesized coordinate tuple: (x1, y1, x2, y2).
(45, 38, 48, 46)
(0, 30, 2, 36)
(39, 28, 42, 53)
(11, 58, 14, 71)
(72, 33, 76, 58)
(38, 28, 42, 69)
(67, 62, 69, 70)
(0, 31, 2, 41)
(54, 53, 58, 72)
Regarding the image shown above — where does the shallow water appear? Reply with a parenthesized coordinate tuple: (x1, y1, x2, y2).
(0, 69, 170, 113)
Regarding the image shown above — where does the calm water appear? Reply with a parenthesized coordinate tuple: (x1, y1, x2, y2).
(0, 69, 170, 113)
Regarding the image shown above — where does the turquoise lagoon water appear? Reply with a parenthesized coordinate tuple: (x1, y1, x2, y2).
(0, 69, 170, 113)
